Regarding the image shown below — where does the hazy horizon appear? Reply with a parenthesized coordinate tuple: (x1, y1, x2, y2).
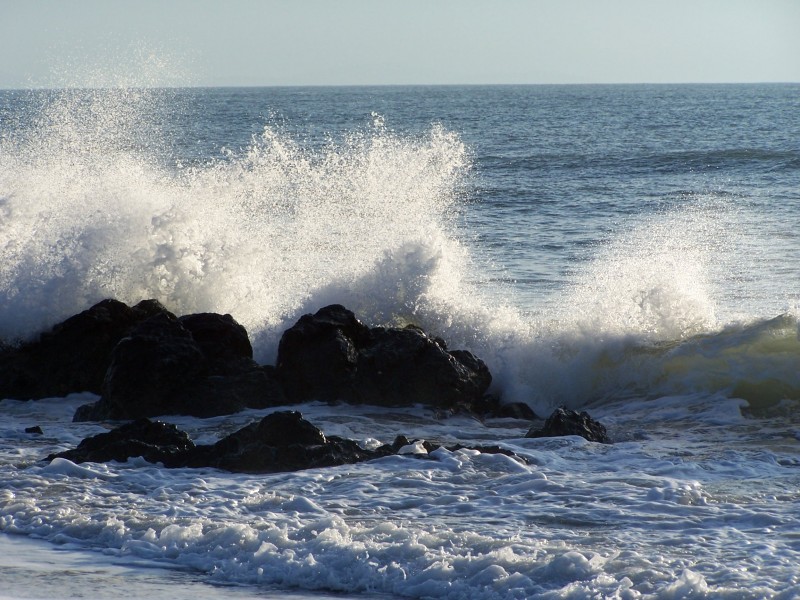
(1, 0, 798, 89)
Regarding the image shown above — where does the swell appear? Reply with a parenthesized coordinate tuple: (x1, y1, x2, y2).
(1, 87, 796, 417)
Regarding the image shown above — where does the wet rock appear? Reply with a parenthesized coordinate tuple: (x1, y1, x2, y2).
(48, 411, 527, 474)
(48, 419, 195, 466)
(178, 312, 253, 373)
(187, 410, 387, 473)
(277, 305, 492, 409)
(25, 426, 43, 435)
(74, 312, 284, 421)
(526, 406, 611, 444)
(276, 304, 368, 403)
(351, 326, 491, 408)
(0, 299, 170, 400)
(470, 395, 538, 420)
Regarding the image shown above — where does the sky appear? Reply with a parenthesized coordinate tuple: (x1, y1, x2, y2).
(0, 0, 798, 88)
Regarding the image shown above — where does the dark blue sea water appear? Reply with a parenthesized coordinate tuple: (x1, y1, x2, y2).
(1, 84, 799, 599)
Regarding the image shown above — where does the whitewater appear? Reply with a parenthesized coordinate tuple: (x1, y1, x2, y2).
(1, 83, 799, 599)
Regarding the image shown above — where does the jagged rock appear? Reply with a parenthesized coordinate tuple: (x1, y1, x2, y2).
(186, 410, 387, 473)
(526, 406, 611, 444)
(178, 312, 253, 374)
(48, 419, 195, 466)
(351, 326, 491, 408)
(74, 312, 284, 421)
(277, 305, 492, 409)
(0, 299, 170, 400)
(48, 411, 527, 474)
(276, 304, 368, 403)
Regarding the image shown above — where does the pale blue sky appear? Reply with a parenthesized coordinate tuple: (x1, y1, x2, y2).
(1, 0, 798, 88)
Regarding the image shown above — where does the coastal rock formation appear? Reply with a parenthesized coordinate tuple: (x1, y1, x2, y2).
(74, 310, 285, 421)
(526, 406, 611, 444)
(49, 411, 523, 474)
(277, 304, 492, 408)
(0, 299, 168, 400)
(2, 299, 495, 421)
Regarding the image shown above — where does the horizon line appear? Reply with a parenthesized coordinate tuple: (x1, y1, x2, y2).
(1, 80, 798, 92)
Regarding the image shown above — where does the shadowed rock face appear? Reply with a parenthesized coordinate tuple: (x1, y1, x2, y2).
(277, 304, 492, 409)
(47, 418, 196, 467)
(526, 407, 611, 444)
(48, 411, 526, 474)
(74, 311, 285, 422)
(0, 299, 169, 400)
(2, 299, 495, 422)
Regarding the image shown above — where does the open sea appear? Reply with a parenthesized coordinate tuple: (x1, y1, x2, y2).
(1, 83, 799, 599)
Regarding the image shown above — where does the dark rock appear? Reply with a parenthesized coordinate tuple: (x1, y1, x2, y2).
(350, 326, 490, 408)
(0, 299, 172, 400)
(526, 407, 611, 444)
(48, 411, 527, 474)
(93, 313, 207, 420)
(25, 426, 43, 435)
(74, 312, 285, 421)
(48, 419, 195, 466)
(276, 304, 368, 403)
(470, 395, 538, 420)
(178, 312, 253, 373)
(277, 305, 492, 409)
(186, 410, 384, 473)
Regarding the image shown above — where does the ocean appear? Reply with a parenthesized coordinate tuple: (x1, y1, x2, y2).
(0, 83, 799, 599)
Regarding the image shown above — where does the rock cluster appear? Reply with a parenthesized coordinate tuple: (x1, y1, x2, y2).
(0, 298, 612, 474)
(276, 304, 491, 408)
(48, 410, 523, 474)
(0, 300, 492, 421)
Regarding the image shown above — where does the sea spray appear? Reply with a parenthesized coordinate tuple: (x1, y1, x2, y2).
(0, 88, 473, 357)
(2, 86, 798, 416)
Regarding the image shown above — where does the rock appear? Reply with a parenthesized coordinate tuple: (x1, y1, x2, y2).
(74, 313, 285, 421)
(0, 299, 171, 400)
(470, 395, 538, 420)
(178, 312, 253, 373)
(48, 419, 195, 466)
(25, 426, 43, 435)
(277, 305, 492, 409)
(276, 304, 368, 403)
(48, 411, 527, 474)
(51, 411, 390, 474)
(526, 407, 611, 444)
(187, 410, 386, 473)
(87, 313, 207, 420)
(351, 326, 491, 408)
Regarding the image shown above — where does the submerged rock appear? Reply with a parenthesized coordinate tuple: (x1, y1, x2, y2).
(186, 410, 389, 473)
(48, 411, 526, 474)
(526, 406, 611, 444)
(470, 395, 538, 420)
(277, 304, 491, 409)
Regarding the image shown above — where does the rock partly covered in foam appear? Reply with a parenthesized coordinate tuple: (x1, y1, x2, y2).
(526, 406, 611, 444)
(277, 304, 492, 409)
(47, 410, 525, 474)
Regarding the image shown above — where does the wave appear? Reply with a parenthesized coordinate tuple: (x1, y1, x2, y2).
(1, 87, 797, 416)
(0, 87, 470, 348)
